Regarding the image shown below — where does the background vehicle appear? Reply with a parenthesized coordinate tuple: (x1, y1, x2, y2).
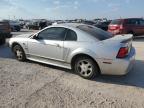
(108, 18, 144, 36)
(39, 20, 52, 29)
(9, 21, 21, 32)
(26, 21, 39, 30)
(0, 21, 12, 45)
(0, 21, 12, 39)
(9, 23, 135, 79)
(94, 20, 111, 31)
(26, 20, 52, 30)
(18, 19, 25, 28)
(82, 20, 96, 25)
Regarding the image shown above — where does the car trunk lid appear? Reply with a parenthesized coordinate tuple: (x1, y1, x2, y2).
(102, 34, 133, 58)
(109, 34, 133, 43)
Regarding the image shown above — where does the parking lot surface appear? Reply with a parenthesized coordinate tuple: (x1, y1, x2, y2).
(0, 29, 144, 108)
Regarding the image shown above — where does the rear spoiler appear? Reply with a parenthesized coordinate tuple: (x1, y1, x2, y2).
(115, 34, 133, 43)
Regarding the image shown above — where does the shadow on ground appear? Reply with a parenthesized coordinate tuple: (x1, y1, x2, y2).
(0, 44, 14, 59)
(36, 59, 144, 88)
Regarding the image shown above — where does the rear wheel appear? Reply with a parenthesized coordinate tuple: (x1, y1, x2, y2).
(13, 45, 26, 61)
(74, 56, 99, 79)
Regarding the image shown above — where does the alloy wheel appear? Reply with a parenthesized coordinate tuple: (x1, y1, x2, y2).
(77, 60, 93, 77)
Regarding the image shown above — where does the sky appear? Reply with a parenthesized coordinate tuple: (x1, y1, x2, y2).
(0, 0, 144, 20)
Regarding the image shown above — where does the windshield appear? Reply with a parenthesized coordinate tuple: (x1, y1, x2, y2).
(110, 19, 122, 25)
(77, 25, 112, 40)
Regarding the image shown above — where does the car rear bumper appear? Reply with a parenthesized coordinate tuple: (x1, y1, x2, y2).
(99, 47, 136, 75)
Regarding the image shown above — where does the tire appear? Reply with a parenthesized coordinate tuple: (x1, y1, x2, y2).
(74, 56, 99, 79)
(13, 45, 26, 61)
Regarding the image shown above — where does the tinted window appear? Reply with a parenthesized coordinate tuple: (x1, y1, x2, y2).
(126, 19, 140, 25)
(38, 27, 67, 40)
(111, 19, 121, 25)
(77, 25, 112, 41)
(65, 29, 77, 41)
(139, 19, 144, 25)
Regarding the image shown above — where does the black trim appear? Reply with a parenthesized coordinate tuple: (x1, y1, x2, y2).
(64, 29, 77, 41)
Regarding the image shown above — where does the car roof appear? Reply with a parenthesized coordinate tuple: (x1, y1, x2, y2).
(52, 23, 86, 28)
(113, 18, 143, 21)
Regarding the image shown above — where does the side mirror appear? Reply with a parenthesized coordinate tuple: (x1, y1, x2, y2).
(33, 34, 38, 39)
(33, 34, 43, 40)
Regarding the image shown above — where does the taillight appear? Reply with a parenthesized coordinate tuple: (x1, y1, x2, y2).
(109, 25, 123, 30)
(119, 25, 124, 30)
(117, 47, 128, 58)
(115, 26, 120, 29)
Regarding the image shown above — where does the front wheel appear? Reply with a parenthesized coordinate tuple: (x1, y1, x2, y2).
(74, 56, 99, 79)
(13, 45, 26, 61)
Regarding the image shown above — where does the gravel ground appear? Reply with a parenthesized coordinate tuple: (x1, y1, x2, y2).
(0, 30, 144, 108)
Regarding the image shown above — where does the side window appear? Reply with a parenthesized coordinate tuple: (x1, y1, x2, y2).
(65, 29, 77, 41)
(126, 19, 139, 25)
(38, 27, 67, 41)
(140, 19, 144, 26)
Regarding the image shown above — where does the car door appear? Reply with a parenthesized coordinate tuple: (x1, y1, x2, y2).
(126, 19, 140, 35)
(27, 27, 67, 61)
(132, 19, 142, 35)
(139, 19, 144, 35)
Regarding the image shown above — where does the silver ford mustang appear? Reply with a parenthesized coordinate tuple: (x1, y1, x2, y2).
(9, 23, 135, 79)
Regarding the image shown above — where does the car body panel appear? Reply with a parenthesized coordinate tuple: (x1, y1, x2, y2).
(27, 39, 64, 61)
(98, 47, 135, 75)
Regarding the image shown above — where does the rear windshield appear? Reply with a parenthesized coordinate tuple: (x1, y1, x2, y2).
(111, 19, 122, 25)
(77, 25, 112, 40)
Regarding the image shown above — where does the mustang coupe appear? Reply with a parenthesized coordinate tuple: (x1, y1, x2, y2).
(9, 23, 135, 79)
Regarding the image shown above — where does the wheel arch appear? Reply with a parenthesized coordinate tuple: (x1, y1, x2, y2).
(11, 42, 27, 61)
(11, 42, 24, 52)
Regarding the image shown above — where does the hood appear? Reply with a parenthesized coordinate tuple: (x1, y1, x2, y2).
(15, 33, 33, 38)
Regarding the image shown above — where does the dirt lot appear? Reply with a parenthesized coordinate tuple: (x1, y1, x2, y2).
(0, 30, 144, 108)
